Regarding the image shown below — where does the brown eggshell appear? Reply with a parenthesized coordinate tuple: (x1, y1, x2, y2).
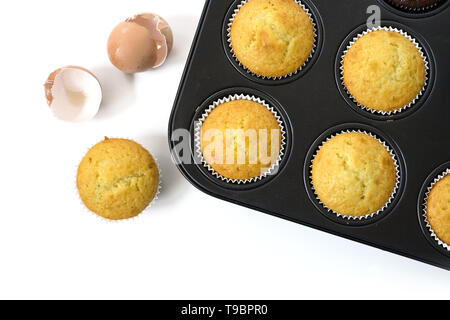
(45, 68, 61, 106)
(139, 13, 174, 54)
(107, 21, 157, 73)
(45, 66, 99, 107)
(107, 13, 173, 73)
(44, 66, 102, 122)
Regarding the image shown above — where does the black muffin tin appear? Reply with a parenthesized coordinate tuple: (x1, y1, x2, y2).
(168, 0, 450, 270)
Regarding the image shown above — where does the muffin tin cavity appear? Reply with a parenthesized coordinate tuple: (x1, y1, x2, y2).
(335, 22, 435, 121)
(379, 0, 449, 17)
(190, 87, 292, 190)
(304, 124, 405, 227)
(222, 0, 324, 85)
(418, 162, 450, 257)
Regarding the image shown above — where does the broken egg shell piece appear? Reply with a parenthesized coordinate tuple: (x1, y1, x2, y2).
(127, 13, 173, 69)
(45, 66, 102, 123)
(108, 13, 173, 73)
(135, 13, 173, 56)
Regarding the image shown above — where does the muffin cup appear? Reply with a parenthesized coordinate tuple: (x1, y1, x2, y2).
(75, 138, 162, 222)
(339, 26, 429, 116)
(422, 168, 450, 251)
(309, 129, 401, 221)
(226, 0, 318, 80)
(384, 0, 444, 12)
(194, 94, 286, 184)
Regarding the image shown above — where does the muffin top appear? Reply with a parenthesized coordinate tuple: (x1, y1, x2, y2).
(426, 174, 450, 246)
(230, 0, 315, 78)
(388, 0, 442, 9)
(343, 30, 426, 112)
(77, 138, 159, 220)
(201, 99, 281, 181)
(312, 132, 397, 217)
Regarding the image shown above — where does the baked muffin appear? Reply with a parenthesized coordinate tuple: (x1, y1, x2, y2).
(343, 29, 426, 112)
(77, 138, 159, 220)
(201, 99, 282, 181)
(426, 173, 450, 246)
(230, 0, 315, 78)
(312, 132, 397, 217)
(387, 0, 442, 10)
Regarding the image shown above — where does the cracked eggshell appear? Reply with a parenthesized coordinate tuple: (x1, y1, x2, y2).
(107, 13, 174, 73)
(44, 66, 102, 122)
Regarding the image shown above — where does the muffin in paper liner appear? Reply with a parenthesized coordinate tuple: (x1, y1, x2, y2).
(422, 168, 450, 251)
(309, 130, 401, 221)
(194, 94, 286, 184)
(226, 0, 317, 80)
(340, 26, 429, 116)
(384, 0, 445, 12)
(75, 137, 162, 222)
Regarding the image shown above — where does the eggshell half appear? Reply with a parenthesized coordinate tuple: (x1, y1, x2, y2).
(45, 66, 102, 122)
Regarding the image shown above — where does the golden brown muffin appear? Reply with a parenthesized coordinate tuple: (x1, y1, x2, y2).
(230, 0, 315, 78)
(312, 132, 397, 217)
(426, 174, 450, 245)
(343, 30, 426, 112)
(201, 99, 281, 181)
(77, 138, 159, 220)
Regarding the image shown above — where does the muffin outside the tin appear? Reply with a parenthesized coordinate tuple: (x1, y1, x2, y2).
(200, 98, 282, 181)
(312, 132, 397, 218)
(342, 29, 426, 113)
(426, 173, 450, 247)
(229, 0, 315, 78)
(77, 138, 160, 220)
(387, 0, 443, 10)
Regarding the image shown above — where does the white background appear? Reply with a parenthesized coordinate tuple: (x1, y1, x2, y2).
(0, 0, 449, 300)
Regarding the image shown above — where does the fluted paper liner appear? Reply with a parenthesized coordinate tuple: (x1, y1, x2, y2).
(194, 94, 286, 184)
(385, 0, 444, 12)
(422, 168, 450, 251)
(340, 26, 429, 116)
(75, 138, 162, 222)
(226, 0, 317, 80)
(309, 130, 401, 221)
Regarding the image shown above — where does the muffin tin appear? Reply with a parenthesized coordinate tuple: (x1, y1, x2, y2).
(168, 0, 450, 270)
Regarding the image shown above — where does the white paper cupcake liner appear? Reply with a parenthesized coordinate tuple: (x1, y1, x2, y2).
(422, 168, 450, 251)
(194, 94, 286, 184)
(75, 137, 162, 223)
(340, 26, 429, 116)
(226, 0, 317, 80)
(309, 130, 401, 221)
(385, 0, 443, 12)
